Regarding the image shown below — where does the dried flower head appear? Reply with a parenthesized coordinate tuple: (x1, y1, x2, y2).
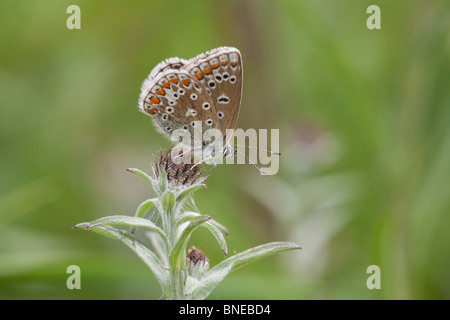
(187, 246, 209, 266)
(186, 246, 210, 282)
(153, 149, 207, 187)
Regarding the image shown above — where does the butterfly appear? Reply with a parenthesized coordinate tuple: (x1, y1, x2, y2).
(138, 47, 279, 174)
(139, 46, 242, 158)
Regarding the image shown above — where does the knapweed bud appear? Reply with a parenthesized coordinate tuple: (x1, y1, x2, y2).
(153, 149, 207, 187)
(186, 246, 209, 278)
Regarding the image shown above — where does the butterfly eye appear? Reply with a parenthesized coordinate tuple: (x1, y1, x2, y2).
(183, 125, 189, 131)
(161, 114, 168, 121)
(178, 88, 185, 95)
(217, 111, 224, 119)
(166, 107, 174, 113)
(191, 121, 196, 127)
(222, 72, 229, 80)
(230, 76, 236, 83)
(215, 75, 222, 82)
(206, 119, 213, 126)
(208, 80, 216, 88)
(190, 93, 198, 100)
(202, 102, 210, 110)
(165, 126, 172, 132)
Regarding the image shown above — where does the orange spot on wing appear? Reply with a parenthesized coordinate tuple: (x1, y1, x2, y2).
(182, 78, 190, 86)
(147, 107, 157, 115)
(193, 82, 200, 88)
(170, 78, 178, 84)
(202, 67, 212, 74)
(150, 97, 160, 104)
(221, 61, 228, 66)
(156, 88, 165, 95)
(194, 73, 203, 80)
(211, 63, 219, 69)
(230, 61, 238, 67)
(162, 81, 170, 88)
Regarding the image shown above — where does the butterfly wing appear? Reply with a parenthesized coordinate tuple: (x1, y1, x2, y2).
(139, 58, 220, 147)
(184, 47, 243, 146)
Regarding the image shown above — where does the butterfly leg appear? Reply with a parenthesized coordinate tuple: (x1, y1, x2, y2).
(191, 155, 213, 169)
(191, 154, 218, 177)
(204, 159, 217, 176)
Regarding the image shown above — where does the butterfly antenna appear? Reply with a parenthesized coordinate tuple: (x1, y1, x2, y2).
(191, 156, 209, 169)
(233, 148, 268, 176)
(234, 144, 281, 155)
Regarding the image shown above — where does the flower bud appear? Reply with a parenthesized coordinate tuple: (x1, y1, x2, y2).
(186, 246, 209, 279)
(153, 149, 207, 188)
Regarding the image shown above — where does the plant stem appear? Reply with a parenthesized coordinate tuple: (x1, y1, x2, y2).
(171, 269, 185, 299)
(164, 202, 185, 300)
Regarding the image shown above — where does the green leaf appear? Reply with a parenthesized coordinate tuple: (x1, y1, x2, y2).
(73, 223, 171, 297)
(146, 231, 168, 267)
(192, 242, 301, 300)
(125, 168, 153, 183)
(158, 167, 167, 193)
(176, 183, 207, 202)
(185, 275, 200, 297)
(135, 198, 158, 218)
(84, 215, 166, 238)
(175, 211, 199, 226)
(206, 218, 229, 237)
(203, 222, 228, 256)
(162, 191, 175, 213)
(130, 198, 159, 234)
(169, 215, 211, 271)
(73, 222, 119, 240)
(177, 212, 228, 255)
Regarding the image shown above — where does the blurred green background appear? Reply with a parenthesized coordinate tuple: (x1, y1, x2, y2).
(1, 0, 449, 299)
